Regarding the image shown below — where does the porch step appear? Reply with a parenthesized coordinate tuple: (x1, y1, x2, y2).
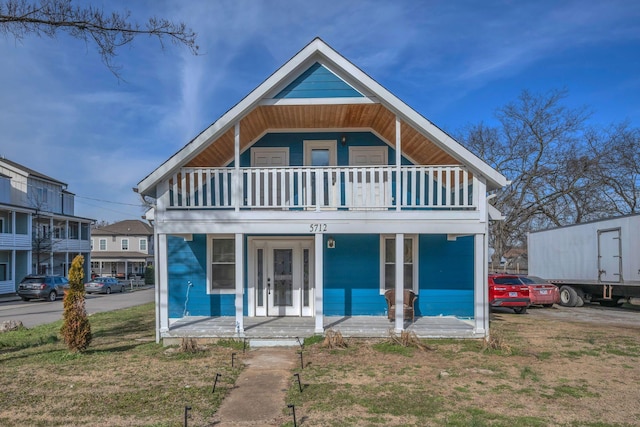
(249, 338, 301, 348)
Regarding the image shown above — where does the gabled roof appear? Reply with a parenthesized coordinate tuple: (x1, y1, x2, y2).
(0, 157, 67, 187)
(92, 219, 153, 236)
(137, 38, 507, 197)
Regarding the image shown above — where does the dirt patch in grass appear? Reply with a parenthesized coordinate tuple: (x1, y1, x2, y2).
(288, 307, 640, 426)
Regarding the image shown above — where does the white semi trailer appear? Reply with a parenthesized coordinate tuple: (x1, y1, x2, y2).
(528, 214, 640, 307)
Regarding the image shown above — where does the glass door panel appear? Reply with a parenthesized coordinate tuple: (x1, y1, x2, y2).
(273, 249, 293, 306)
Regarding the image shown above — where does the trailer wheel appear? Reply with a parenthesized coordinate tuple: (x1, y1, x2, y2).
(559, 286, 579, 307)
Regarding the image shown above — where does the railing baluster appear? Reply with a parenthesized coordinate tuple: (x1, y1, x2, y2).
(169, 165, 475, 211)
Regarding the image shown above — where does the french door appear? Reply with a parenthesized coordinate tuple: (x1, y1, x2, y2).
(251, 238, 314, 316)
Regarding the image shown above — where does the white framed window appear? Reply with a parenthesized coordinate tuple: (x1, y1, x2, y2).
(208, 236, 235, 294)
(380, 235, 418, 294)
(303, 140, 337, 166)
(139, 238, 147, 252)
(99, 238, 107, 251)
(121, 239, 129, 251)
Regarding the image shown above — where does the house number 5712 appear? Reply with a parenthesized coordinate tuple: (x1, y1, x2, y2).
(309, 223, 327, 232)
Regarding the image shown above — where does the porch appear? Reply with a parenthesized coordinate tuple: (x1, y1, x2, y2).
(163, 315, 479, 342)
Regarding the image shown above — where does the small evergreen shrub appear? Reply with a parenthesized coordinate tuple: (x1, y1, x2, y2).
(60, 255, 92, 352)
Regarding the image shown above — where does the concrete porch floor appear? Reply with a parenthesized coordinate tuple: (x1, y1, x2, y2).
(163, 315, 480, 342)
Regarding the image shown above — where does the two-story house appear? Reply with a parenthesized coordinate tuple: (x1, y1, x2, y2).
(0, 157, 93, 293)
(90, 219, 154, 280)
(136, 39, 507, 343)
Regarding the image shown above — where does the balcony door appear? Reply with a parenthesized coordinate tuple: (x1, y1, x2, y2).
(349, 146, 390, 208)
(250, 148, 289, 207)
(251, 238, 314, 317)
(304, 140, 337, 208)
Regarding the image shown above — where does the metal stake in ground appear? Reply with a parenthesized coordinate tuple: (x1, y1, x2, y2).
(298, 351, 304, 369)
(232, 352, 236, 367)
(294, 373, 303, 392)
(287, 404, 298, 427)
(184, 406, 191, 427)
(296, 336, 304, 350)
(212, 373, 221, 393)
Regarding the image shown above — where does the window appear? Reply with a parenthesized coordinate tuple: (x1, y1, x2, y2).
(381, 235, 418, 293)
(210, 238, 235, 292)
(139, 238, 147, 252)
(99, 239, 107, 251)
(0, 217, 4, 233)
(121, 239, 129, 251)
(0, 263, 7, 281)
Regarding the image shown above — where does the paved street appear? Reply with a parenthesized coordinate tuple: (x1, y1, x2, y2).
(0, 287, 154, 328)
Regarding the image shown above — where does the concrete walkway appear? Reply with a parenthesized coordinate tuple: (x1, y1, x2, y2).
(212, 348, 297, 426)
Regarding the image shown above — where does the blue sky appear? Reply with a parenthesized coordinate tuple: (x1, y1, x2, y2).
(1, 0, 639, 223)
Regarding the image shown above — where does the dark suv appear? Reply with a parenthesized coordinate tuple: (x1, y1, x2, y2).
(17, 275, 69, 302)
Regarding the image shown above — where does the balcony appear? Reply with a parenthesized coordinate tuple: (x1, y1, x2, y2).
(166, 165, 478, 211)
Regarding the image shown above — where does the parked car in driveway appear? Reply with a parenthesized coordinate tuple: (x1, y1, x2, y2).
(84, 277, 125, 294)
(517, 275, 560, 307)
(488, 274, 530, 314)
(17, 275, 69, 302)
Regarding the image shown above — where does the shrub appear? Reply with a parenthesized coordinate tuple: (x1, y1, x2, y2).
(60, 255, 92, 352)
(144, 265, 155, 285)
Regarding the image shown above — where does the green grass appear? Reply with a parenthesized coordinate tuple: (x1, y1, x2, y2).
(0, 303, 243, 427)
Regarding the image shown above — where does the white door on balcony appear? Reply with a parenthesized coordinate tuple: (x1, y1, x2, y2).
(304, 140, 337, 208)
(251, 238, 314, 317)
(250, 148, 289, 207)
(349, 146, 390, 208)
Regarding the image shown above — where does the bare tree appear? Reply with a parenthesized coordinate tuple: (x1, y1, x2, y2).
(0, 0, 198, 76)
(459, 89, 596, 266)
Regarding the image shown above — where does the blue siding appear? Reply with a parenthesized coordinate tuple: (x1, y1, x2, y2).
(240, 131, 411, 167)
(323, 234, 384, 315)
(167, 234, 235, 317)
(165, 233, 475, 319)
(418, 235, 474, 317)
(275, 63, 362, 99)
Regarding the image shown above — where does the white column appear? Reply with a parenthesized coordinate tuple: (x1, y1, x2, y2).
(395, 117, 402, 211)
(235, 233, 244, 336)
(474, 233, 488, 337)
(153, 230, 160, 342)
(394, 233, 404, 332)
(158, 233, 169, 336)
(234, 122, 241, 212)
(314, 233, 324, 334)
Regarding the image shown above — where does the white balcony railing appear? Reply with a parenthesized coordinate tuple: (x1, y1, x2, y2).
(166, 165, 477, 210)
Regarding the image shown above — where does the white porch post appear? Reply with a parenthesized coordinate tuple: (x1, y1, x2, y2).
(234, 122, 241, 212)
(314, 233, 324, 334)
(474, 233, 488, 337)
(394, 233, 404, 332)
(234, 233, 244, 336)
(395, 117, 401, 212)
(158, 233, 169, 336)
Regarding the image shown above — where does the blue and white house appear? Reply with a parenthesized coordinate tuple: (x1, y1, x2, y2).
(136, 39, 507, 342)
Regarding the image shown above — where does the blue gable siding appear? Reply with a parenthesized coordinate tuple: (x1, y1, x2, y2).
(275, 63, 362, 99)
(167, 234, 235, 317)
(240, 131, 411, 167)
(418, 235, 474, 317)
(323, 234, 384, 316)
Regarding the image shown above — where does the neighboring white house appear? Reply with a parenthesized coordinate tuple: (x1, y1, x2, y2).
(0, 157, 93, 293)
(91, 219, 154, 279)
(136, 38, 507, 342)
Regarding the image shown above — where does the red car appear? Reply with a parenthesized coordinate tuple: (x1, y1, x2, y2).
(516, 275, 560, 307)
(488, 274, 530, 314)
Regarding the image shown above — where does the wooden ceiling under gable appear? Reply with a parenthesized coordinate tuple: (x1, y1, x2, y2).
(184, 103, 459, 167)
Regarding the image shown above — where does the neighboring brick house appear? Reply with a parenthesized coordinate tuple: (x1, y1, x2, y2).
(90, 220, 154, 279)
(0, 157, 93, 294)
